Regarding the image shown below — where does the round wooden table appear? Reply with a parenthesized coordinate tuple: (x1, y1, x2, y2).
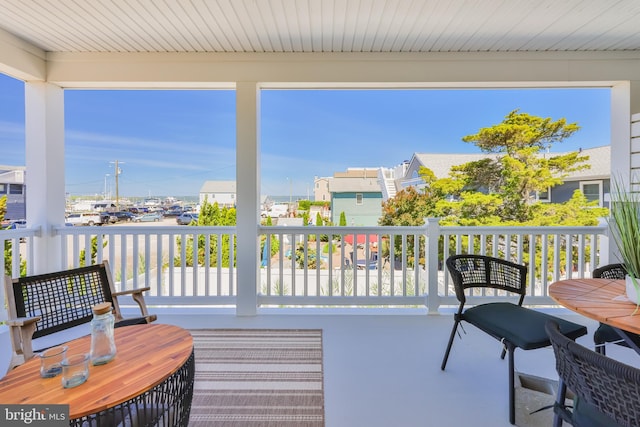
(0, 323, 194, 426)
(549, 278, 640, 352)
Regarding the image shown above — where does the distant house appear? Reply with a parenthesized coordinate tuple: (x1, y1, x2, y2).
(313, 176, 331, 202)
(544, 145, 610, 207)
(329, 176, 383, 226)
(402, 153, 494, 190)
(0, 166, 26, 220)
(199, 181, 236, 208)
(400, 146, 611, 207)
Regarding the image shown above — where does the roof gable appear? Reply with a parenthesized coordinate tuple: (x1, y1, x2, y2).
(329, 177, 381, 193)
(408, 146, 610, 181)
(200, 180, 236, 193)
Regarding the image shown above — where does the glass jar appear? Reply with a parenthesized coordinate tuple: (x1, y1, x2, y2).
(90, 302, 117, 365)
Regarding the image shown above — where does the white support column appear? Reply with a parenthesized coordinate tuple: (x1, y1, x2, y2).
(25, 82, 65, 274)
(610, 81, 631, 185)
(608, 81, 632, 265)
(235, 82, 260, 316)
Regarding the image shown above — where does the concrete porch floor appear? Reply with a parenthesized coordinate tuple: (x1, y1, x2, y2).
(152, 308, 638, 427)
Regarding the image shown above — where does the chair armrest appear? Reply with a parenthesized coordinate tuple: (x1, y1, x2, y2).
(111, 287, 156, 323)
(5, 316, 41, 362)
(111, 286, 152, 298)
(6, 316, 40, 328)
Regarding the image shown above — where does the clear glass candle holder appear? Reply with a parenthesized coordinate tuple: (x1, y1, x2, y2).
(61, 353, 90, 388)
(38, 345, 68, 378)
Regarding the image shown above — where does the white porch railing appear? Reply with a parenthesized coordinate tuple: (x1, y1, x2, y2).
(52, 224, 237, 307)
(0, 220, 610, 312)
(260, 220, 609, 310)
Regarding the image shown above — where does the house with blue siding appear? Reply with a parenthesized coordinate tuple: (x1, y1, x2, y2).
(329, 174, 383, 226)
(401, 145, 610, 207)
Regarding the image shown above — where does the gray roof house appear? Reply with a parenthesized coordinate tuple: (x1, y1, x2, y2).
(0, 166, 26, 221)
(546, 145, 611, 207)
(401, 145, 611, 207)
(199, 181, 236, 208)
(403, 152, 498, 188)
(329, 177, 382, 226)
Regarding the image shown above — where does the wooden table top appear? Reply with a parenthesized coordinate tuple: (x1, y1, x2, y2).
(0, 323, 193, 419)
(549, 278, 640, 335)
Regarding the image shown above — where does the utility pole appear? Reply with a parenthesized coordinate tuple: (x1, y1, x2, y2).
(110, 161, 124, 210)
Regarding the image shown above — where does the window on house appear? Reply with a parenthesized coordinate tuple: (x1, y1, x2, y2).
(537, 188, 550, 202)
(356, 193, 363, 205)
(9, 184, 23, 195)
(581, 181, 603, 206)
(0, 184, 5, 194)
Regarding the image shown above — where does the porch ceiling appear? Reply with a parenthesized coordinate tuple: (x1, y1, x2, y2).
(1, 0, 639, 55)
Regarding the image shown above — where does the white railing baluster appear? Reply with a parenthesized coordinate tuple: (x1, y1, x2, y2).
(577, 234, 585, 277)
(541, 234, 549, 295)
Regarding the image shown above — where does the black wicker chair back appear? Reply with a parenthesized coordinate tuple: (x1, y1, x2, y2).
(547, 320, 640, 427)
(593, 263, 626, 280)
(441, 254, 587, 425)
(12, 264, 114, 339)
(446, 254, 527, 305)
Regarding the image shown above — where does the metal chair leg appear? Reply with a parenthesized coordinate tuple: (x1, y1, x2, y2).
(441, 320, 460, 371)
(508, 343, 516, 425)
(553, 378, 567, 427)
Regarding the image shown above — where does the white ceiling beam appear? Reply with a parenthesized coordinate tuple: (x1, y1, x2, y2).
(45, 51, 640, 89)
(0, 27, 46, 81)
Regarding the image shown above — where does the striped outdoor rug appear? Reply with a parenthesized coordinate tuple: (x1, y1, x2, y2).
(189, 329, 324, 427)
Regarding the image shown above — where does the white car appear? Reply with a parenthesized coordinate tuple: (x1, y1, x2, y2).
(66, 213, 102, 226)
(262, 204, 289, 218)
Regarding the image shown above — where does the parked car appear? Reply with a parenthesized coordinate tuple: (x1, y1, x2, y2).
(133, 213, 162, 222)
(177, 213, 198, 225)
(113, 211, 136, 222)
(164, 207, 183, 217)
(128, 207, 149, 214)
(5, 219, 27, 229)
(100, 212, 117, 224)
(66, 213, 102, 226)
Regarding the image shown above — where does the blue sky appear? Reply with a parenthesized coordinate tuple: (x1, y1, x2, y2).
(0, 73, 610, 198)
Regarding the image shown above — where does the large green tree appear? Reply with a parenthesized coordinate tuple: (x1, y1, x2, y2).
(380, 110, 602, 227)
(459, 109, 588, 222)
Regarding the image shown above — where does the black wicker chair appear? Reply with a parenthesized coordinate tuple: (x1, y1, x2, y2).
(546, 320, 640, 427)
(592, 263, 635, 355)
(441, 254, 588, 425)
(5, 260, 157, 366)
